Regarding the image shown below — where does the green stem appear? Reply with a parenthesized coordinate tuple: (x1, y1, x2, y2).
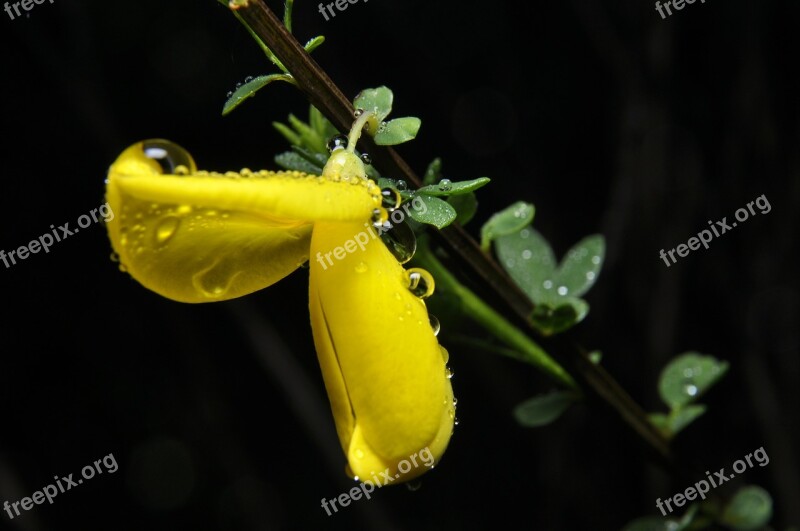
(414, 242, 579, 392)
(347, 111, 373, 153)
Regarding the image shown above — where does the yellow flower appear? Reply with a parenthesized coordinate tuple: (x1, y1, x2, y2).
(105, 132, 455, 484)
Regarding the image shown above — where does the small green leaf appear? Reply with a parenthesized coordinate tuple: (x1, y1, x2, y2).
(374, 117, 421, 145)
(406, 195, 457, 229)
(556, 235, 605, 298)
(303, 35, 325, 53)
(274, 152, 322, 174)
(648, 413, 671, 437)
(513, 391, 576, 427)
(417, 177, 491, 197)
(658, 352, 729, 409)
(273, 121, 301, 146)
(668, 404, 707, 435)
(423, 158, 442, 186)
(493, 226, 555, 302)
(222, 74, 293, 116)
(448, 192, 478, 226)
(354, 86, 393, 133)
(480, 202, 535, 251)
(721, 486, 773, 530)
(622, 517, 680, 531)
(530, 299, 589, 336)
(288, 113, 326, 154)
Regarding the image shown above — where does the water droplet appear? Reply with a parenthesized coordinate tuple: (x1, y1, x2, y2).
(429, 314, 441, 336)
(452, 397, 458, 407)
(378, 121, 387, 133)
(454, 417, 460, 426)
(557, 286, 568, 296)
(354, 448, 364, 459)
(109, 252, 119, 263)
(191, 261, 241, 299)
(543, 280, 553, 290)
(379, 221, 417, 264)
(683, 368, 695, 378)
(586, 271, 596, 281)
(141, 139, 197, 175)
(327, 134, 349, 153)
(380, 188, 401, 210)
(174, 165, 190, 176)
(354, 108, 364, 117)
(354, 262, 368, 274)
(438, 178, 452, 192)
(445, 366, 454, 379)
(244, 75, 253, 82)
(591, 255, 601, 265)
(226, 91, 233, 98)
(520, 229, 530, 239)
(360, 152, 372, 165)
(521, 250, 532, 260)
(447, 407, 455, 419)
(439, 346, 449, 363)
(118, 263, 128, 273)
(407, 268, 435, 299)
(396, 179, 408, 191)
(155, 216, 180, 245)
(371, 207, 389, 227)
(683, 384, 699, 397)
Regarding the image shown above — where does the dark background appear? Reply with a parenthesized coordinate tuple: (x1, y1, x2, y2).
(1, 0, 798, 529)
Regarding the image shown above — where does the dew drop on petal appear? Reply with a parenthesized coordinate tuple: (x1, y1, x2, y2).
(407, 268, 435, 299)
(429, 314, 441, 336)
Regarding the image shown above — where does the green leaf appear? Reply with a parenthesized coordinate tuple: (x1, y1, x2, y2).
(288, 113, 326, 154)
(303, 35, 325, 53)
(374, 117, 421, 145)
(222, 74, 293, 116)
(480, 202, 535, 251)
(406, 195, 457, 229)
(448, 192, 478, 226)
(621, 517, 680, 531)
(668, 404, 707, 435)
(530, 299, 589, 336)
(354, 86, 393, 134)
(423, 158, 442, 186)
(588, 351, 603, 364)
(274, 152, 322, 174)
(494, 226, 556, 302)
(721, 486, 773, 530)
(273, 121, 301, 146)
(290, 146, 327, 170)
(658, 353, 729, 409)
(513, 391, 576, 427)
(556, 235, 605, 298)
(417, 177, 491, 197)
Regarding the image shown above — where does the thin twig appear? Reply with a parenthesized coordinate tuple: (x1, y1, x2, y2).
(226, 0, 673, 466)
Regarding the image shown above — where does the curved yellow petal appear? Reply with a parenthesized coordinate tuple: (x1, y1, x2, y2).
(105, 140, 382, 302)
(309, 221, 455, 483)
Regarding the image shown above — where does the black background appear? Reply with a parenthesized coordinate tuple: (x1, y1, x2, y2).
(1, 0, 798, 529)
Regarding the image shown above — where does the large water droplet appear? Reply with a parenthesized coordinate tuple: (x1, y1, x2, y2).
(141, 139, 197, 175)
(155, 216, 180, 245)
(407, 268, 435, 299)
(439, 346, 449, 363)
(438, 178, 452, 192)
(380, 188, 401, 210)
(360, 152, 372, 165)
(380, 221, 417, 264)
(395, 179, 408, 191)
(327, 134, 349, 153)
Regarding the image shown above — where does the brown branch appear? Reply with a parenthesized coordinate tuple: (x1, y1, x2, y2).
(227, 0, 673, 467)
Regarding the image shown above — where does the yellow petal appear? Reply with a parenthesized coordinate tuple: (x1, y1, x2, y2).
(105, 140, 382, 302)
(309, 221, 455, 483)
